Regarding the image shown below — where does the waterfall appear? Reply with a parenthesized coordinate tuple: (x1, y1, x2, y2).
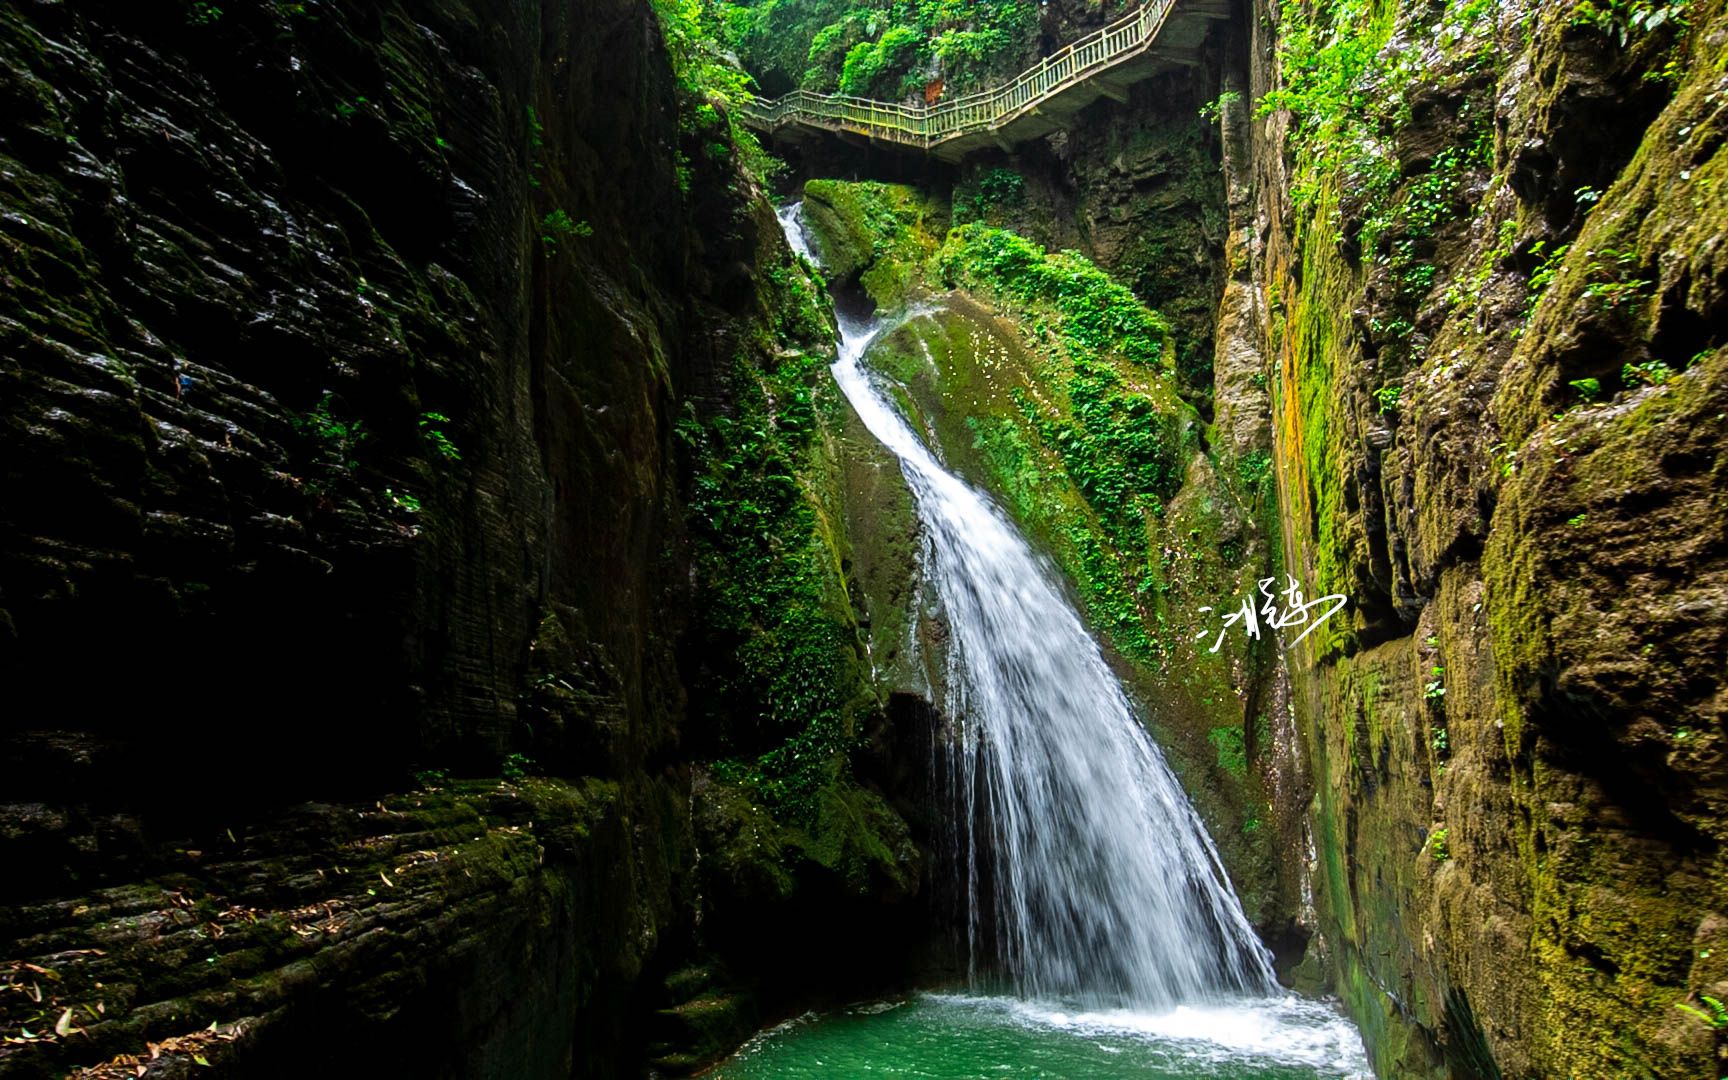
(778, 203, 1278, 1010)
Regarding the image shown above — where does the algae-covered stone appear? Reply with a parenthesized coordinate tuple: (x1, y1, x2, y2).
(1255, 0, 1728, 1073)
(802, 179, 945, 308)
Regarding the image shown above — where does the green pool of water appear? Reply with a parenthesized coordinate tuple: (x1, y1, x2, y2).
(709, 993, 1372, 1079)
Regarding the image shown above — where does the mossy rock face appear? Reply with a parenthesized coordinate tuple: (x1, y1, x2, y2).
(834, 391, 930, 697)
(675, 183, 931, 1027)
(0, 777, 693, 1078)
(801, 180, 945, 309)
(1256, 0, 1728, 1074)
(0, 2, 934, 1075)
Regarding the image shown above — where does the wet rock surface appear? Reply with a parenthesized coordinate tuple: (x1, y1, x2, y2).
(1242, 0, 1728, 1074)
(0, 1, 925, 1075)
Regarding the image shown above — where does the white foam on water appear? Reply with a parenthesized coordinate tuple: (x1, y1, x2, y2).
(929, 993, 1372, 1077)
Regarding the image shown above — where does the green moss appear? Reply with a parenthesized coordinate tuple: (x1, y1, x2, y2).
(1208, 724, 1249, 778)
(952, 167, 1026, 225)
(679, 221, 917, 902)
(681, 335, 867, 826)
(806, 781, 918, 895)
(935, 224, 1173, 368)
(802, 180, 943, 308)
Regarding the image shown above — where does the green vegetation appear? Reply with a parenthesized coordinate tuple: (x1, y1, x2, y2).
(652, 0, 783, 187)
(296, 392, 367, 472)
(1675, 994, 1727, 1030)
(526, 105, 546, 187)
(839, 25, 922, 96)
(1582, 247, 1653, 312)
(187, 2, 223, 24)
(540, 209, 593, 254)
(719, 0, 1039, 99)
(953, 167, 1026, 224)
(802, 180, 941, 306)
(1198, 90, 1242, 124)
(937, 225, 1184, 562)
(418, 412, 461, 461)
(1569, 0, 1692, 42)
(1256, 0, 1402, 219)
(334, 95, 370, 120)
(1209, 724, 1249, 778)
(1623, 359, 1674, 388)
(936, 225, 1172, 368)
(677, 255, 864, 827)
(1237, 450, 1274, 498)
(1429, 827, 1451, 861)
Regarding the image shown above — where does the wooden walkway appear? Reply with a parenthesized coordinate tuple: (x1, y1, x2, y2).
(737, 0, 1230, 162)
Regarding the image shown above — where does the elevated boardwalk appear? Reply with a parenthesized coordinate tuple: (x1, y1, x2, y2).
(738, 0, 1230, 163)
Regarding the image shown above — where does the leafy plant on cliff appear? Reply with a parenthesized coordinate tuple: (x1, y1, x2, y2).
(296, 392, 367, 472)
(1569, 0, 1692, 43)
(652, 0, 783, 187)
(953, 167, 1026, 224)
(1524, 240, 1573, 322)
(1675, 993, 1727, 1029)
(418, 412, 462, 462)
(540, 209, 593, 255)
(1429, 827, 1451, 861)
(1582, 247, 1653, 312)
(1623, 359, 1674, 387)
(1199, 90, 1242, 124)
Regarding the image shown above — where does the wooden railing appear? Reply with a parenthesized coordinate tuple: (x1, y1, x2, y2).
(739, 0, 1177, 151)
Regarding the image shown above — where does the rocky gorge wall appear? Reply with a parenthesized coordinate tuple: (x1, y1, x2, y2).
(0, 0, 924, 1076)
(1234, 0, 1728, 1076)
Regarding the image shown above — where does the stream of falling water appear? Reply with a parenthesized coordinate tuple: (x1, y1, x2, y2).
(715, 205, 1372, 1078)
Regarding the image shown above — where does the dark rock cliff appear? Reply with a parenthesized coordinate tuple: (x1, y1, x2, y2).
(0, 0, 921, 1076)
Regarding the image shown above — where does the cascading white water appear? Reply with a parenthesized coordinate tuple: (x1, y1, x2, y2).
(778, 203, 1279, 1010)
